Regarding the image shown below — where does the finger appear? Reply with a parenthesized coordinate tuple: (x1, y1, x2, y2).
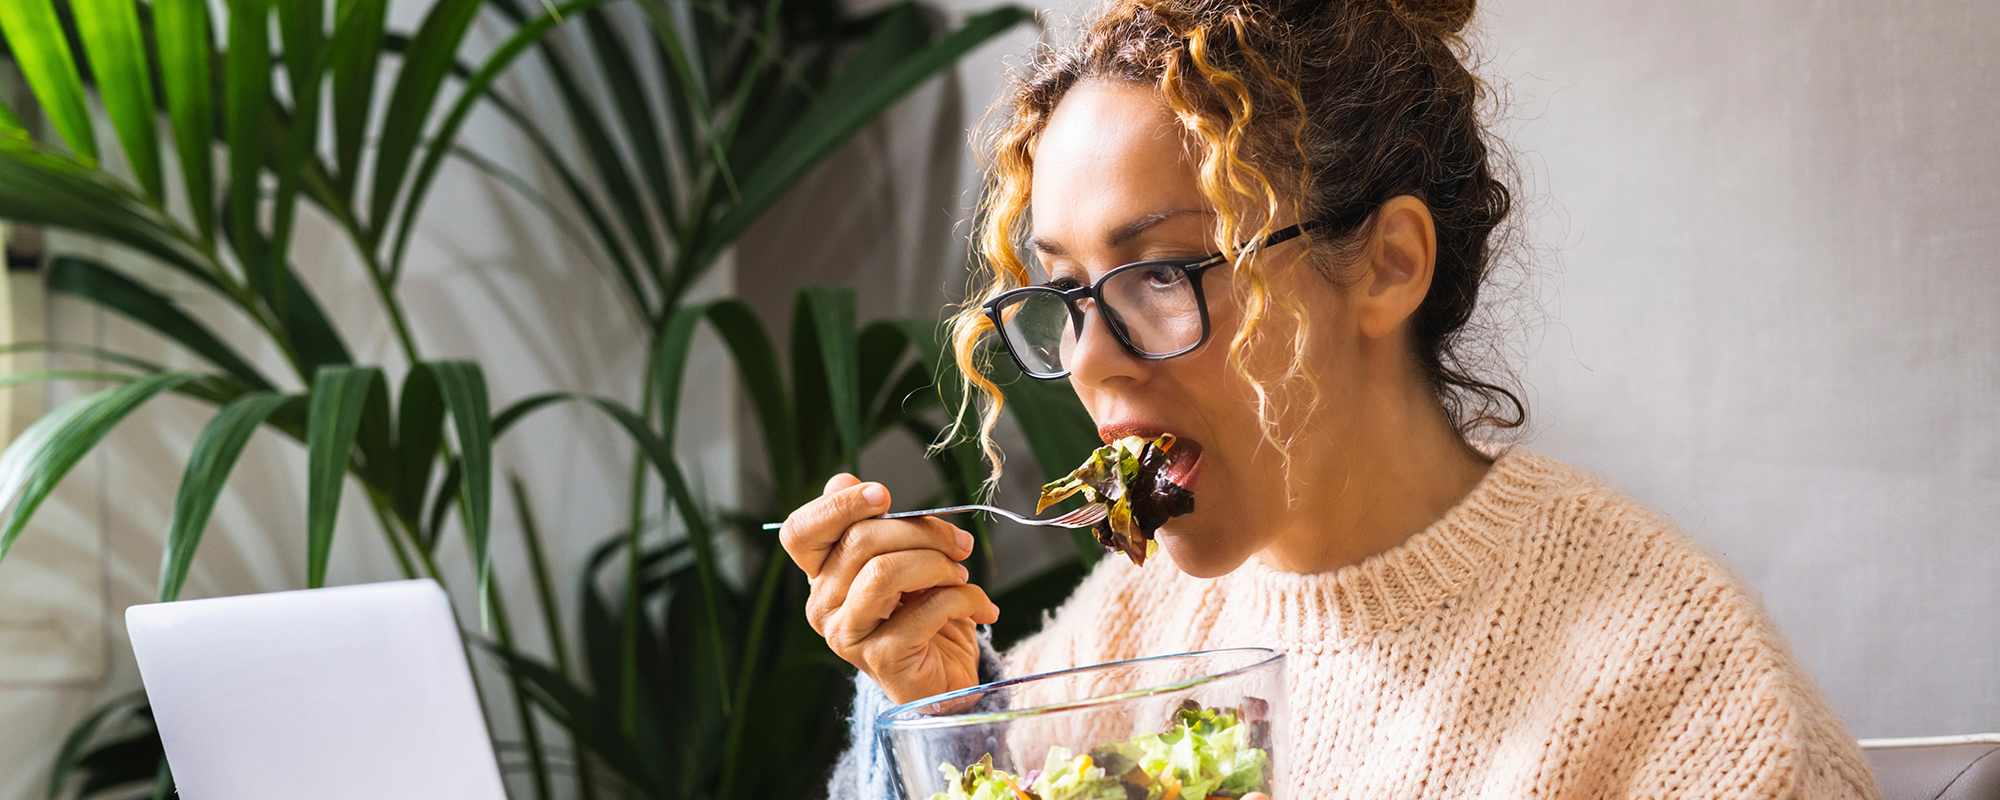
(813, 548, 967, 646)
(819, 551, 970, 652)
(825, 472, 860, 495)
(806, 522, 958, 639)
(824, 552, 964, 632)
(817, 517, 973, 600)
(779, 478, 891, 578)
(864, 585, 999, 661)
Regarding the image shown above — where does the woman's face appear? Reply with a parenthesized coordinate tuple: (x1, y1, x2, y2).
(1029, 80, 1359, 577)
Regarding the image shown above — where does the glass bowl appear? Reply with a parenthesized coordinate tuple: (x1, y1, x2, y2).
(879, 648, 1287, 800)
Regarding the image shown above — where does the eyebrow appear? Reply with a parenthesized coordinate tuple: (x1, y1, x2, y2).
(1029, 208, 1212, 257)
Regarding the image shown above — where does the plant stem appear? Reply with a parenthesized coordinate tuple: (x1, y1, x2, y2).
(301, 173, 422, 368)
(198, 248, 308, 384)
(487, 578, 555, 800)
(715, 545, 786, 800)
(358, 247, 423, 367)
(511, 476, 572, 676)
(616, 358, 660, 737)
(366, 495, 421, 581)
(508, 474, 597, 798)
(393, 499, 525, 800)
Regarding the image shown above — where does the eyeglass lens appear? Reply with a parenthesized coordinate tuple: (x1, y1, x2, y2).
(994, 262, 1205, 375)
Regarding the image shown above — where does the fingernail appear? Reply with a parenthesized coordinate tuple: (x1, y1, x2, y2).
(957, 563, 970, 581)
(861, 484, 888, 508)
(956, 529, 974, 552)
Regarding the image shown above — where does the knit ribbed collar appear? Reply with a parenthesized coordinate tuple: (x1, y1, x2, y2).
(1222, 446, 1578, 643)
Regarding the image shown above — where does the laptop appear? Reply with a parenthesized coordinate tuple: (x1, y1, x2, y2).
(126, 579, 508, 800)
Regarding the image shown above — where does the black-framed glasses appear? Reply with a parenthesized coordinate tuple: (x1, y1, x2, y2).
(984, 207, 1372, 379)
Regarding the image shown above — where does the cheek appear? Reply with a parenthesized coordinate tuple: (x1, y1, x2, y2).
(1202, 266, 1357, 419)
(1172, 304, 1268, 437)
(1175, 282, 1255, 399)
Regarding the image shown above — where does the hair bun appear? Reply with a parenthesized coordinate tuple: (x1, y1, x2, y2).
(1388, 0, 1476, 35)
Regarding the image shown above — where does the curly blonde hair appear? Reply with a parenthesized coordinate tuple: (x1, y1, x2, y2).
(948, 0, 1523, 484)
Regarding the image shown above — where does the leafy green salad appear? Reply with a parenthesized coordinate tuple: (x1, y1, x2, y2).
(930, 702, 1270, 800)
(1037, 434, 1194, 567)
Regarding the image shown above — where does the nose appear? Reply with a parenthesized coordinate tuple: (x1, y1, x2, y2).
(1065, 305, 1148, 389)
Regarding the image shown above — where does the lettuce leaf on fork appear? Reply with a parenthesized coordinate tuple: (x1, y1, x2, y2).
(1036, 435, 1194, 566)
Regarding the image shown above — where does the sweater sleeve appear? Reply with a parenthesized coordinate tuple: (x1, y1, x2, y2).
(1538, 513, 1879, 800)
(822, 627, 1007, 800)
(1620, 624, 1878, 800)
(1496, 486, 1878, 800)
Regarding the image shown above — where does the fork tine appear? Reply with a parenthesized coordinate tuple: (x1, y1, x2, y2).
(1050, 504, 1108, 527)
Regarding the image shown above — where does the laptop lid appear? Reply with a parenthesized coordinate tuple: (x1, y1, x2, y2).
(127, 579, 508, 800)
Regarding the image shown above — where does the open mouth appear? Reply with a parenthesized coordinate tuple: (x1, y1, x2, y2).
(1162, 437, 1202, 489)
(1096, 422, 1204, 492)
(1047, 428, 1200, 566)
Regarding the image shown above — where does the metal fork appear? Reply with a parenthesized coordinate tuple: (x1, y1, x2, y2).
(761, 503, 1108, 530)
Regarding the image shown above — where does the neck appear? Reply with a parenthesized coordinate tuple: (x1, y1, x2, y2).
(1258, 377, 1491, 575)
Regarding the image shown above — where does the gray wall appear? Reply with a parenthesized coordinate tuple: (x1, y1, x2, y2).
(740, 0, 2000, 739)
(1485, 0, 2000, 738)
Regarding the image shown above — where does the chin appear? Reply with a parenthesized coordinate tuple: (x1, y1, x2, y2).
(1157, 523, 1257, 579)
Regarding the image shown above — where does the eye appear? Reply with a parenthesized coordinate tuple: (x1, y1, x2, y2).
(1044, 274, 1086, 291)
(1141, 264, 1182, 286)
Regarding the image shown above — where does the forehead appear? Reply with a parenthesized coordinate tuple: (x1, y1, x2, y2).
(1030, 80, 1204, 247)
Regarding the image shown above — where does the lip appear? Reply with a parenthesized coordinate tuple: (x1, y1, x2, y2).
(1096, 421, 1168, 444)
(1095, 421, 1203, 491)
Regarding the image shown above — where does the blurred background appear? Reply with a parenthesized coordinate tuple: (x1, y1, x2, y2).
(0, 0, 1992, 797)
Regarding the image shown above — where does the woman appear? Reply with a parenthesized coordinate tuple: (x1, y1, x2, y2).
(781, 0, 1878, 796)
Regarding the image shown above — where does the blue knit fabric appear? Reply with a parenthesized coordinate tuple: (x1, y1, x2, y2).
(823, 628, 1004, 800)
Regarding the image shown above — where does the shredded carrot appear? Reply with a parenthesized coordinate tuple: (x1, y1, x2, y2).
(997, 773, 1035, 800)
(1161, 778, 1182, 800)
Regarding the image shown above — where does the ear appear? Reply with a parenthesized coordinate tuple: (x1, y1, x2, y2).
(1355, 195, 1437, 340)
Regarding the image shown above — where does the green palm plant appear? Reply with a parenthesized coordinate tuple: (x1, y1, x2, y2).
(0, 0, 610, 796)
(0, 0, 614, 597)
(421, 1, 1097, 794)
(441, 0, 1080, 794)
(0, 0, 1069, 797)
(448, 0, 1040, 570)
(459, 0, 1033, 327)
(452, 0, 1041, 705)
(491, 286, 1103, 799)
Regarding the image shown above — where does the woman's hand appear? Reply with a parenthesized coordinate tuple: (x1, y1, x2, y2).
(780, 474, 1000, 705)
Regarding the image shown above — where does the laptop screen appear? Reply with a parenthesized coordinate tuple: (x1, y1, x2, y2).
(127, 580, 508, 800)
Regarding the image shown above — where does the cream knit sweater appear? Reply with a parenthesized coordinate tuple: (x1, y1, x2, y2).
(993, 447, 1877, 798)
(825, 448, 1878, 798)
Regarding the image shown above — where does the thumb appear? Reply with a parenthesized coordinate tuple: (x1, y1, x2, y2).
(824, 472, 862, 496)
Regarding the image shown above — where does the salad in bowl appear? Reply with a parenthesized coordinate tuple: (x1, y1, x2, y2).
(935, 701, 1270, 800)
(879, 649, 1286, 800)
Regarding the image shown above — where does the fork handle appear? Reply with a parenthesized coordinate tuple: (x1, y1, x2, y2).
(759, 505, 987, 530)
(878, 505, 988, 520)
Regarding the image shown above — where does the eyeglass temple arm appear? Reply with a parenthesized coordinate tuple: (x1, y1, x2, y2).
(1253, 203, 1377, 250)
